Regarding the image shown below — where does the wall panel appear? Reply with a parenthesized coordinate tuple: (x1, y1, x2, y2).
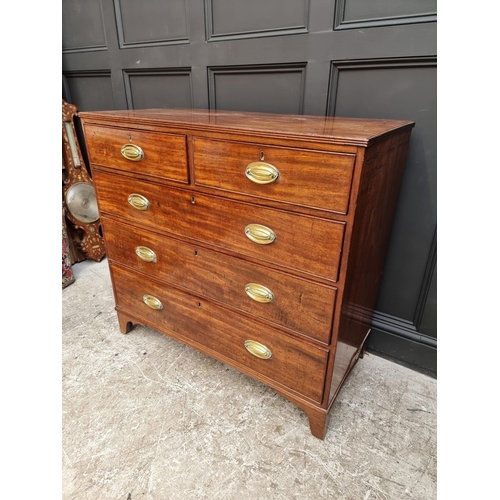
(209, 64, 306, 114)
(124, 69, 193, 109)
(335, 0, 436, 29)
(206, 0, 309, 40)
(62, 0, 107, 52)
(114, 0, 189, 47)
(328, 57, 437, 372)
(63, 72, 115, 111)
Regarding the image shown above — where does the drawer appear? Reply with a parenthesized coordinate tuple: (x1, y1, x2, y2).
(102, 216, 336, 343)
(110, 263, 329, 403)
(193, 138, 355, 214)
(83, 124, 188, 183)
(94, 170, 345, 281)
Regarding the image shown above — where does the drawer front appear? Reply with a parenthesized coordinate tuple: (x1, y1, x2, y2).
(110, 263, 329, 403)
(193, 138, 355, 214)
(102, 216, 336, 343)
(83, 124, 188, 183)
(94, 171, 345, 281)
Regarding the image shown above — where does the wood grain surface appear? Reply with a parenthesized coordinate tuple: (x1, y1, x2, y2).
(110, 262, 329, 403)
(94, 170, 345, 282)
(102, 216, 337, 343)
(193, 137, 355, 214)
(78, 108, 414, 439)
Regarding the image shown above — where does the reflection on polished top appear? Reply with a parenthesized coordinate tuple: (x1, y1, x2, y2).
(78, 108, 414, 146)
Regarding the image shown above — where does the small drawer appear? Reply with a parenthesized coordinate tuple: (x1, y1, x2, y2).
(193, 138, 355, 214)
(94, 171, 345, 281)
(110, 263, 329, 403)
(102, 216, 337, 343)
(83, 124, 188, 183)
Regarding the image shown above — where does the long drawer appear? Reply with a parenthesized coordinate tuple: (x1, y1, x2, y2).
(94, 170, 345, 281)
(102, 216, 336, 343)
(83, 124, 189, 183)
(110, 263, 329, 403)
(193, 138, 355, 214)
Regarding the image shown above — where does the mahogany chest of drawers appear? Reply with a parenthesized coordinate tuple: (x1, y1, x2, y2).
(78, 108, 414, 439)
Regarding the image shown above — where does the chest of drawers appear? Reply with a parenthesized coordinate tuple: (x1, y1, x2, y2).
(78, 108, 414, 439)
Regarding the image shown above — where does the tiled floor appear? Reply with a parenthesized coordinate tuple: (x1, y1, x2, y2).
(62, 258, 437, 500)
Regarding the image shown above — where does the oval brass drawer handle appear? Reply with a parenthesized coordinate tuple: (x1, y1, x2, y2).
(121, 143, 144, 162)
(245, 161, 280, 184)
(143, 294, 163, 310)
(244, 224, 276, 245)
(244, 340, 272, 360)
(135, 246, 157, 263)
(245, 283, 275, 303)
(128, 193, 150, 211)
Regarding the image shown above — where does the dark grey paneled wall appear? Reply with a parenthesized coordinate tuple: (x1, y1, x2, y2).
(62, 0, 107, 52)
(207, 0, 309, 39)
(124, 69, 193, 109)
(62, 0, 437, 375)
(208, 64, 306, 114)
(116, 0, 189, 47)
